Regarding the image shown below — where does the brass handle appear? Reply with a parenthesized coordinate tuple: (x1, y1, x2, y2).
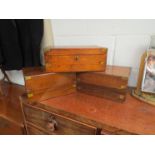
(47, 115, 58, 132)
(74, 55, 79, 61)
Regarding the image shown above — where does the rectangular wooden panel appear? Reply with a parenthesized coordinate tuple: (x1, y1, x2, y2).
(23, 67, 76, 101)
(44, 47, 107, 72)
(77, 65, 130, 90)
(23, 104, 98, 135)
(77, 82, 126, 102)
(0, 117, 25, 135)
(27, 124, 48, 135)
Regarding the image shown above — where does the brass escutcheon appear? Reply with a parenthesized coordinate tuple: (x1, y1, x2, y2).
(74, 55, 79, 61)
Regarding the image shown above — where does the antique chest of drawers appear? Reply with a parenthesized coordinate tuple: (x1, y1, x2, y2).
(77, 65, 131, 102)
(44, 47, 107, 72)
(23, 67, 76, 101)
(21, 90, 155, 135)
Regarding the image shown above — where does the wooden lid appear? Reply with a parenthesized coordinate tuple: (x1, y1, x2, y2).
(45, 47, 108, 56)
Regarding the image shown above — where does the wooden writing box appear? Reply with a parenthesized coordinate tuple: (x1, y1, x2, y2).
(23, 67, 76, 101)
(77, 65, 131, 102)
(44, 47, 107, 72)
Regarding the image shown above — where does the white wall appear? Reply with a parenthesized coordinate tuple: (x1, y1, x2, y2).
(52, 19, 155, 86)
(2, 19, 155, 86)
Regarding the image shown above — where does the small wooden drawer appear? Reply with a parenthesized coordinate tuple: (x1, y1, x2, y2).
(23, 104, 98, 135)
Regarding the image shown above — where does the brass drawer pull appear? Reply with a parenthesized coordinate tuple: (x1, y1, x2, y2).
(47, 115, 58, 132)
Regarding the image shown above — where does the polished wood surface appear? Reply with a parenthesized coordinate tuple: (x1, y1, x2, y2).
(44, 47, 107, 72)
(23, 67, 76, 101)
(0, 82, 26, 134)
(35, 91, 155, 135)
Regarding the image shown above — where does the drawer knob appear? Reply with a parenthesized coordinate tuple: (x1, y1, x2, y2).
(47, 116, 58, 132)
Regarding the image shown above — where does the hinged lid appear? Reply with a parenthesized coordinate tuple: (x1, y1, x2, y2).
(45, 47, 107, 56)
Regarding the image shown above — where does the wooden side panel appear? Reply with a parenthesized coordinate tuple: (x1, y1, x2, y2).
(77, 82, 126, 102)
(77, 72, 128, 90)
(77, 65, 130, 90)
(24, 72, 76, 92)
(0, 117, 25, 135)
(45, 55, 106, 72)
(27, 86, 76, 102)
(23, 104, 98, 135)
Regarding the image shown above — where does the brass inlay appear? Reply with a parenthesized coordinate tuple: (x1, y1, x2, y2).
(25, 76, 31, 80)
(119, 85, 126, 89)
(100, 61, 104, 65)
(27, 93, 33, 98)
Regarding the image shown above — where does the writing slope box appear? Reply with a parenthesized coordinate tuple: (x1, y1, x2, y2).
(44, 47, 107, 73)
(77, 65, 131, 102)
(23, 67, 76, 101)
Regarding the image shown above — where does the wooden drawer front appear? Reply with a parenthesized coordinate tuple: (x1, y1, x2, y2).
(24, 73, 76, 93)
(27, 124, 48, 135)
(77, 73, 128, 90)
(24, 105, 98, 135)
(45, 54, 106, 72)
(0, 117, 24, 135)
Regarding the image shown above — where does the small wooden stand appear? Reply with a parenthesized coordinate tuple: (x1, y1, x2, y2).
(132, 51, 155, 106)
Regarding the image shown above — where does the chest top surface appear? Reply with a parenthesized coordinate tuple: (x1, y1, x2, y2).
(21, 90, 155, 135)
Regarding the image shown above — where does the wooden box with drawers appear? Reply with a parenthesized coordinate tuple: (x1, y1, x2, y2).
(77, 65, 131, 102)
(23, 67, 76, 102)
(44, 47, 107, 73)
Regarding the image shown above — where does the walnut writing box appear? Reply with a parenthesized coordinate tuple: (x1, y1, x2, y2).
(44, 47, 107, 73)
(77, 65, 131, 102)
(23, 67, 76, 101)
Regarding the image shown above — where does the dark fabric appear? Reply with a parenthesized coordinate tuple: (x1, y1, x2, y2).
(0, 19, 43, 70)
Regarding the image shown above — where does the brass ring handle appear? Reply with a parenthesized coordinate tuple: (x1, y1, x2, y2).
(47, 115, 58, 132)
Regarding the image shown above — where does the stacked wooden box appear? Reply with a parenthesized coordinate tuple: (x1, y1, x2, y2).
(23, 47, 131, 103)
